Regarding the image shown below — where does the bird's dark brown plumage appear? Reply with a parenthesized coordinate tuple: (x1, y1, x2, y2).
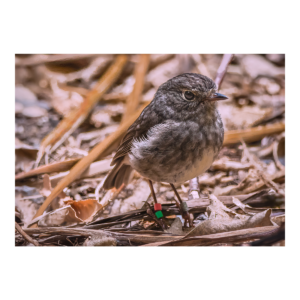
(104, 73, 225, 190)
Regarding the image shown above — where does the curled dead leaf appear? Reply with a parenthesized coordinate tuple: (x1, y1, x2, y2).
(37, 199, 103, 227)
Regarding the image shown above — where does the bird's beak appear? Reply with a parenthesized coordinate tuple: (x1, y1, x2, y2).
(206, 92, 228, 102)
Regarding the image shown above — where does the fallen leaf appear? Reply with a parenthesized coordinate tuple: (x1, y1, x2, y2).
(185, 194, 275, 237)
(36, 199, 103, 227)
(166, 217, 184, 235)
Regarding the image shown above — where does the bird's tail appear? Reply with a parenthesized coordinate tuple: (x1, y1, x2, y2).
(103, 159, 134, 190)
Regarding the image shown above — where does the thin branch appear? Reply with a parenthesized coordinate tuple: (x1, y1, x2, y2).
(224, 122, 285, 145)
(15, 222, 40, 246)
(214, 54, 234, 89)
(15, 54, 101, 67)
(122, 54, 150, 122)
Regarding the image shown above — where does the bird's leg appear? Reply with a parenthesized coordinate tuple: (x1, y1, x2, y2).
(147, 179, 158, 204)
(170, 183, 193, 228)
(147, 180, 167, 230)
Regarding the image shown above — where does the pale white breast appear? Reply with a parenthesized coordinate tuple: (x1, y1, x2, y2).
(170, 150, 215, 183)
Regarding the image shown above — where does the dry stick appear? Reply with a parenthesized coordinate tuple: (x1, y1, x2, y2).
(122, 54, 150, 122)
(223, 122, 285, 145)
(16, 158, 80, 180)
(15, 54, 100, 67)
(214, 54, 234, 89)
(15, 222, 40, 246)
(29, 104, 149, 227)
(34, 54, 128, 167)
(188, 54, 233, 200)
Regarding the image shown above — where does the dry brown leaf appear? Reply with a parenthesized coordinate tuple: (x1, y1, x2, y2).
(36, 199, 103, 227)
(166, 217, 184, 235)
(185, 194, 275, 237)
(64, 199, 103, 222)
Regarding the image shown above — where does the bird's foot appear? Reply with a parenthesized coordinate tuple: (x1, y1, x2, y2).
(180, 202, 194, 228)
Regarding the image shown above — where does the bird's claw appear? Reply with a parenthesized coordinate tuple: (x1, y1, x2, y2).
(182, 211, 194, 228)
(180, 201, 194, 228)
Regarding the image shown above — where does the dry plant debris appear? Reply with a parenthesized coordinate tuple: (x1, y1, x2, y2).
(15, 54, 285, 246)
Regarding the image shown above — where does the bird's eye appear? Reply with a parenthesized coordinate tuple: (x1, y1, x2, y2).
(184, 91, 195, 101)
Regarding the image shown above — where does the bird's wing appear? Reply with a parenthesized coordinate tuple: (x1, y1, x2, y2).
(111, 102, 161, 166)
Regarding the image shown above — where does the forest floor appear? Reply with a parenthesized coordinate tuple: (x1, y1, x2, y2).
(15, 54, 285, 246)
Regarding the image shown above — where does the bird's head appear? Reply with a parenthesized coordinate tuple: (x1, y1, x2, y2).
(155, 73, 228, 115)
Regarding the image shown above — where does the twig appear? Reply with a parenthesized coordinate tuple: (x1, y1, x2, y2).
(16, 157, 112, 182)
(24, 226, 176, 245)
(233, 169, 285, 195)
(228, 190, 269, 210)
(223, 122, 285, 145)
(15, 158, 80, 180)
(15, 222, 40, 246)
(122, 54, 150, 122)
(99, 184, 125, 208)
(214, 54, 234, 89)
(34, 54, 128, 167)
(95, 174, 108, 201)
(15, 54, 101, 67)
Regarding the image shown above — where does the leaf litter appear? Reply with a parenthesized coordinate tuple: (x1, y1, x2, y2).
(15, 54, 285, 246)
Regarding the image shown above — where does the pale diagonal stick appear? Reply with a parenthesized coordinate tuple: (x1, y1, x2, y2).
(35, 54, 128, 167)
(29, 104, 149, 226)
(122, 54, 150, 122)
(214, 54, 234, 89)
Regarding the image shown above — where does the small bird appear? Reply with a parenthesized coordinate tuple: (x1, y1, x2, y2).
(104, 73, 227, 227)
